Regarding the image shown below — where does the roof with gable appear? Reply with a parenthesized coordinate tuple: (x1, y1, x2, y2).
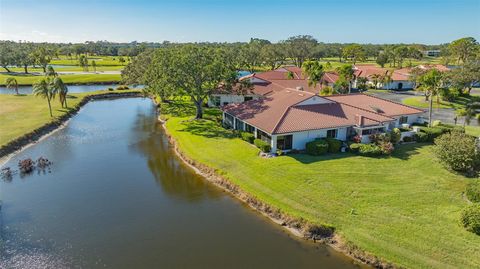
(324, 93, 424, 117)
(222, 91, 412, 135)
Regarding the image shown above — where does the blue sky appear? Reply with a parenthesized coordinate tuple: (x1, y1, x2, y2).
(0, 0, 478, 44)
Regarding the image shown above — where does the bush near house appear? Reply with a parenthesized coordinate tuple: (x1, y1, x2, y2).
(403, 136, 414, 142)
(390, 128, 402, 144)
(306, 139, 329, 155)
(414, 132, 429, 142)
(358, 143, 383, 156)
(254, 139, 271, 153)
(240, 132, 255, 144)
(418, 127, 446, 142)
(434, 131, 480, 174)
(325, 138, 342, 153)
(349, 143, 362, 153)
(461, 204, 480, 235)
(466, 180, 480, 203)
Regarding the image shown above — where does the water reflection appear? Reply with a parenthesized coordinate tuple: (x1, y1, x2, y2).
(130, 110, 221, 202)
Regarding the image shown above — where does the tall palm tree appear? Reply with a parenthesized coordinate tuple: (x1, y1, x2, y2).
(370, 74, 382, 89)
(52, 77, 68, 108)
(417, 69, 443, 127)
(381, 72, 393, 90)
(302, 60, 324, 87)
(335, 64, 354, 93)
(5, 77, 19, 95)
(33, 79, 55, 117)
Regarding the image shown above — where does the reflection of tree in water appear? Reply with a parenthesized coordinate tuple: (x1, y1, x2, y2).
(131, 111, 222, 202)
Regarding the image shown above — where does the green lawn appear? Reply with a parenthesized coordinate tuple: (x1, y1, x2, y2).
(50, 55, 129, 66)
(163, 103, 480, 269)
(0, 73, 121, 86)
(403, 96, 465, 109)
(465, 126, 480, 137)
(4, 65, 125, 73)
(0, 89, 138, 147)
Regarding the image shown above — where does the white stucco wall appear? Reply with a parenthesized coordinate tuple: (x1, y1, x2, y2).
(391, 114, 423, 127)
(271, 127, 348, 152)
(208, 94, 259, 107)
(381, 81, 415, 90)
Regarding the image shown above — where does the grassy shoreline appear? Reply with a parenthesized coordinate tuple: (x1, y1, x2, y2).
(161, 102, 480, 268)
(0, 90, 140, 148)
(0, 73, 121, 86)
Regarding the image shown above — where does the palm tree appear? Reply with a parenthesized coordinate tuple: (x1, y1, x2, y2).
(33, 79, 55, 117)
(5, 77, 19, 95)
(302, 61, 324, 87)
(46, 66, 57, 77)
(52, 77, 68, 108)
(335, 64, 355, 93)
(370, 74, 382, 89)
(417, 69, 443, 127)
(381, 72, 393, 90)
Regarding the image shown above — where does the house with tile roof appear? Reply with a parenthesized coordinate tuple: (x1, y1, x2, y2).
(208, 66, 334, 107)
(222, 90, 424, 153)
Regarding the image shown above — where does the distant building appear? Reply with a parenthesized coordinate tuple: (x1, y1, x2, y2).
(424, 50, 441, 57)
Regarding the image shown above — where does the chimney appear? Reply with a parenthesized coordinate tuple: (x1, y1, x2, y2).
(355, 114, 363, 127)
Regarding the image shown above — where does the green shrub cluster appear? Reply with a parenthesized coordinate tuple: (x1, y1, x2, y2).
(414, 132, 429, 142)
(325, 138, 342, 153)
(418, 127, 445, 142)
(306, 139, 329, 155)
(116, 85, 130, 90)
(461, 204, 480, 235)
(434, 131, 480, 173)
(358, 143, 383, 156)
(466, 180, 480, 203)
(240, 132, 255, 144)
(349, 143, 362, 153)
(254, 139, 271, 153)
(390, 128, 401, 144)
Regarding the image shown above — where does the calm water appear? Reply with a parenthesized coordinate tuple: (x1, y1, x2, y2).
(0, 98, 365, 269)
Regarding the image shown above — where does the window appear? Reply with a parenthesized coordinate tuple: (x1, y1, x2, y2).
(257, 129, 271, 144)
(244, 96, 253, 102)
(223, 102, 229, 106)
(326, 129, 337, 138)
(361, 127, 385, 135)
(399, 116, 408, 124)
(245, 123, 255, 133)
(277, 135, 293, 150)
(211, 96, 221, 106)
(224, 113, 234, 128)
(235, 119, 244, 131)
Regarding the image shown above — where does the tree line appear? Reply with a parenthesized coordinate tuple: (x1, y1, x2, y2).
(122, 36, 478, 120)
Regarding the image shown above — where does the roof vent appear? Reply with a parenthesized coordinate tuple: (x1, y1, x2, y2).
(296, 86, 304, 91)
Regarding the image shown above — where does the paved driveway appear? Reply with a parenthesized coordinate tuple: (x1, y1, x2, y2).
(368, 90, 479, 126)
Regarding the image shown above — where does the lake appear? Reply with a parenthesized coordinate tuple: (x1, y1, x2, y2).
(0, 98, 366, 268)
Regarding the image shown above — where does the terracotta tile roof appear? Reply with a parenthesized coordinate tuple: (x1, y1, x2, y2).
(324, 93, 424, 117)
(223, 89, 314, 133)
(274, 102, 394, 134)
(322, 72, 339, 84)
(354, 65, 389, 78)
(223, 91, 405, 135)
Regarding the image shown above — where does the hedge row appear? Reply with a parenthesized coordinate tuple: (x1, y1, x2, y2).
(306, 138, 342, 156)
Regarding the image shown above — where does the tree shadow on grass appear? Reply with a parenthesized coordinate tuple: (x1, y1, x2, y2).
(178, 119, 237, 139)
(161, 101, 196, 117)
(66, 95, 78, 99)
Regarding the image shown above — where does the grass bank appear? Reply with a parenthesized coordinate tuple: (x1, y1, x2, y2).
(162, 102, 479, 268)
(0, 89, 140, 147)
(0, 73, 121, 86)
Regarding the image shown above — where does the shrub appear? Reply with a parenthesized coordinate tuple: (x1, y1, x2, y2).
(240, 132, 255, 144)
(306, 139, 329, 155)
(414, 132, 429, 142)
(254, 139, 271, 153)
(351, 135, 361, 143)
(325, 138, 342, 153)
(379, 141, 395, 155)
(116, 85, 130, 90)
(349, 143, 362, 153)
(461, 204, 480, 235)
(402, 136, 414, 142)
(390, 128, 401, 144)
(369, 133, 390, 144)
(107, 87, 114, 91)
(419, 127, 445, 142)
(434, 131, 480, 173)
(466, 180, 480, 203)
(276, 149, 284, 156)
(432, 120, 442, 127)
(358, 144, 382, 156)
(289, 149, 300, 154)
